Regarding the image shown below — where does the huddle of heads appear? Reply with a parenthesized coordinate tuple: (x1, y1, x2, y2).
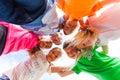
(63, 25, 99, 59)
(29, 18, 100, 60)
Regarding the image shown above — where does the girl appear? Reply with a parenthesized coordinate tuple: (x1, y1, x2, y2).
(0, 21, 62, 55)
(56, 0, 120, 29)
(0, 21, 40, 55)
(58, 27, 120, 80)
(88, 2, 120, 47)
(0, 46, 64, 80)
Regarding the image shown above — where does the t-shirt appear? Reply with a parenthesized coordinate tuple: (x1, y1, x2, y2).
(72, 46, 120, 80)
(57, 0, 102, 20)
(88, 3, 120, 45)
(4, 51, 49, 80)
(0, 21, 40, 55)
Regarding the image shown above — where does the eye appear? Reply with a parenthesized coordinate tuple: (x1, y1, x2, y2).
(54, 53, 58, 58)
(83, 43, 86, 46)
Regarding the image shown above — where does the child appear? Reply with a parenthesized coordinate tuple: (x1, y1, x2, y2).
(58, 15, 78, 35)
(57, 27, 120, 80)
(56, 0, 120, 29)
(63, 19, 78, 35)
(0, 47, 64, 80)
(88, 2, 120, 48)
(0, 21, 41, 55)
(0, 21, 64, 56)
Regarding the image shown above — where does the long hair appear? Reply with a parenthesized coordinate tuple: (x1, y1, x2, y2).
(73, 27, 99, 46)
(70, 26, 99, 52)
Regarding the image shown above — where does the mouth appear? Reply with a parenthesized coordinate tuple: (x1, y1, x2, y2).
(48, 55, 54, 61)
(70, 55, 76, 59)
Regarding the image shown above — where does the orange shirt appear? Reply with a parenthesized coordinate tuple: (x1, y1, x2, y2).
(57, 0, 103, 20)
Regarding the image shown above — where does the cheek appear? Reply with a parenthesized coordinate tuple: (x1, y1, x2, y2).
(50, 36, 55, 40)
(46, 43, 52, 48)
(86, 41, 92, 46)
(47, 54, 54, 61)
(67, 50, 76, 58)
(39, 42, 45, 48)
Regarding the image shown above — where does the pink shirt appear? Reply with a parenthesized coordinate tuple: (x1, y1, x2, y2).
(0, 21, 40, 55)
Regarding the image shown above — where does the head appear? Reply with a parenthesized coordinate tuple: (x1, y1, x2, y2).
(63, 41, 83, 59)
(63, 42, 77, 59)
(46, 47, 62, 62)
(28, 44, 42, 57)
(39, 38, 52, 48)
(71, 26, 99, 49)
(58, 14, 69, 30)
(63, 19, 78, 35)
(50, 33, 62, 45)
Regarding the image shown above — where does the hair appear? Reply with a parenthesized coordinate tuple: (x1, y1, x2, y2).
(28, 44, 42, 57)
(51, 47, 61, 52)
(63, 41, 86, 61)
(63, 41, 71, 49)
(63, 26, 99, 60)
(71, 26, 99, 47)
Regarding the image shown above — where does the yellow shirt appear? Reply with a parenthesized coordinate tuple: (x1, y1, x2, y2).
(57, 0, 103, 20)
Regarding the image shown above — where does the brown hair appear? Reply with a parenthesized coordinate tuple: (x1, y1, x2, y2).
(28, 44, 42, 57)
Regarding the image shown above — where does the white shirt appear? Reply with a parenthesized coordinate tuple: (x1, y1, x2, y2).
(4, 51, 49, 80)
(88, 3, 120, 45)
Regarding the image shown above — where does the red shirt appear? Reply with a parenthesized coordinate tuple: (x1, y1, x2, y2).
(0, 21, 41, 55)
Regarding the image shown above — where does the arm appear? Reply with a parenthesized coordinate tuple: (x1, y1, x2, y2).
(50, 66, 74, 77)
(102, 0, 120, 6)
(101, 45, 108, 54)
(57, 70, 74, 77)
(50, 66, 68, 73)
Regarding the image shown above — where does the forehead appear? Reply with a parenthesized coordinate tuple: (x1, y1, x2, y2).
(50, 48, 61, 54)
(64, 46, 75, 51)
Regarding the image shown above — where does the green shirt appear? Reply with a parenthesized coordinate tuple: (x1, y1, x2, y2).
(72, 46, 120, 80)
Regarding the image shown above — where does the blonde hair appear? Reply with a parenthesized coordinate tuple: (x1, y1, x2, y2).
(70, 26, 99, 49)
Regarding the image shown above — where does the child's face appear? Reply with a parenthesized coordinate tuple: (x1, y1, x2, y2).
(76, 39, 93, 49)
(47, 48, 62, 62)
(50, 33, 62, 45)
(63, 20, 77, 35)
(64, 46, 77, 59)
(39, 40, 52, 48)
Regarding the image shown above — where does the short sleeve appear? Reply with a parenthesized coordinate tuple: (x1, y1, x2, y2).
(99, 34, 109, 46)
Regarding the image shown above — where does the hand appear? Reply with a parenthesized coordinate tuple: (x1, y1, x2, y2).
(51, 66, 68, 73)
(57, 70, 74, 77)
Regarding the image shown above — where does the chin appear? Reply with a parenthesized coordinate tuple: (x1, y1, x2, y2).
(69, 56, 76, 59)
